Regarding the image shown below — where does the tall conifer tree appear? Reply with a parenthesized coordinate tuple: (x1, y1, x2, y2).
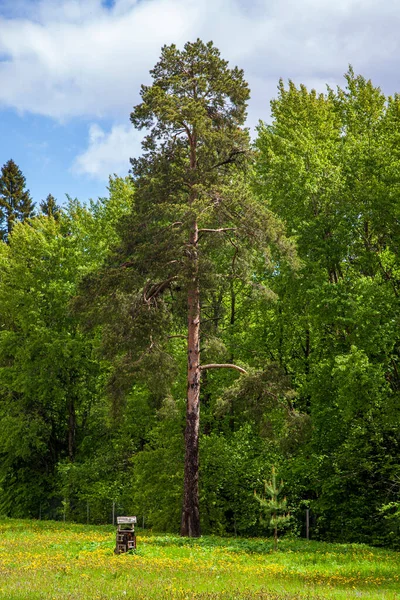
(0, 159, 35, 241)
(78, 40, 291, 537)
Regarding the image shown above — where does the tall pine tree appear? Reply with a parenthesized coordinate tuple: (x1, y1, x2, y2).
(77, 40, 292, 537)
(0, 159, 35, 241)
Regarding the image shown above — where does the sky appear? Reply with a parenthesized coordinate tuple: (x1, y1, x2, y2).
(1, 0, 400, 206)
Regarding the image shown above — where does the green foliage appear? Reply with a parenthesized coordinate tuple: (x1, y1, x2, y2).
(254, 68, 400, 547)
(0, 58, 399, 550)
(39, 194, 61, 219)
(199, 426, 280, 536)
(0, 159, 35, 241)
(254, 467, 290, 550)
(379, 501, 400, 549)
(130, 398, 185, 532)
(0, 178, 133, 517)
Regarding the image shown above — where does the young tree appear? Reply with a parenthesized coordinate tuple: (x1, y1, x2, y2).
(254, 467, 289, 550)
(78, 40, 291, 537)
(0, 159, 35, 241)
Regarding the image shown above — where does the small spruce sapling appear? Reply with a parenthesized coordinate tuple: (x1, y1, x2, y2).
(254, 467, 289, 550)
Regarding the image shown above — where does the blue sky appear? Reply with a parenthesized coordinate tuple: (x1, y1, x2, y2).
(1, 0, 400, 207)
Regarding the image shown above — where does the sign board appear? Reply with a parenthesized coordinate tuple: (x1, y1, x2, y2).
(117, 516, 137, 524)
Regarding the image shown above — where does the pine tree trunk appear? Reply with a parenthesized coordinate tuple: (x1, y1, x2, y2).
(181, 217, 201, 537)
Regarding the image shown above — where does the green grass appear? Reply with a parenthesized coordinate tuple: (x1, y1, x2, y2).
(0, 519, 398, 599)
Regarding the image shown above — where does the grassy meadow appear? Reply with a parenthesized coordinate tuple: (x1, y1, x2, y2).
(0, 519, 398, 599)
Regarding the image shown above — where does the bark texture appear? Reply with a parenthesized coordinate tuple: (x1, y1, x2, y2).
(181, 217, 201, 537)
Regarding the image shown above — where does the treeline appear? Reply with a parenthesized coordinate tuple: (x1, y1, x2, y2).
(0, 43, 399, 548)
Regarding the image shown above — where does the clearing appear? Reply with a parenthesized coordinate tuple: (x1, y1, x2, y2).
(0, 519, 398, 599)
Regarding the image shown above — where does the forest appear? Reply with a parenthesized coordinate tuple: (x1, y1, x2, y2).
(0, 40, 399, 549)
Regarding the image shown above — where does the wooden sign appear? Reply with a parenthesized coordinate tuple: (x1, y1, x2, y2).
(117, 516, 137, 524)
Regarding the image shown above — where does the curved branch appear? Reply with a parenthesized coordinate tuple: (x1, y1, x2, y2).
(143, 276, 178, 303)
(211, 149, 247, 169)
(200, 363, 248, 374)
(198, 228, 237, 233)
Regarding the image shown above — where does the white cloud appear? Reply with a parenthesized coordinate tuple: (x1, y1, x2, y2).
(3, 0, 400, 180)
(0, 0, 202, 119)
(72, 122, 141, 178)
(1, 0, 400, 123)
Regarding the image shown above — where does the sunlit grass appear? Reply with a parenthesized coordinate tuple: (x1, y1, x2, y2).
(0, 519, 398, 599)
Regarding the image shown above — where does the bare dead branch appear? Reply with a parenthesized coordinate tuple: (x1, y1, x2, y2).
(211, 149, 247, 169)
(200, 316, 222, 324)
(143, 276, 178, 303)
(200, 363, 248, 374)
(198, 228, 237, 233)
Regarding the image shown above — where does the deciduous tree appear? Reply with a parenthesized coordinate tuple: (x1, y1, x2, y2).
(0, 178, 133, 517)
(254, 69, 400, 543)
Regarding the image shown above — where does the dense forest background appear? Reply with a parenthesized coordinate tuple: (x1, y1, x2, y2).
(0, 52, 399, 548)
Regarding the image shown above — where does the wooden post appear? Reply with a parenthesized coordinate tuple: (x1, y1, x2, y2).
(306, 508, 310, 540)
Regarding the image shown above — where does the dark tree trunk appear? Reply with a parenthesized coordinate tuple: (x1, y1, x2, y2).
(181, 124, 202, 537)
(68, 396, 76, 462)
(181, 217, 201, 537)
